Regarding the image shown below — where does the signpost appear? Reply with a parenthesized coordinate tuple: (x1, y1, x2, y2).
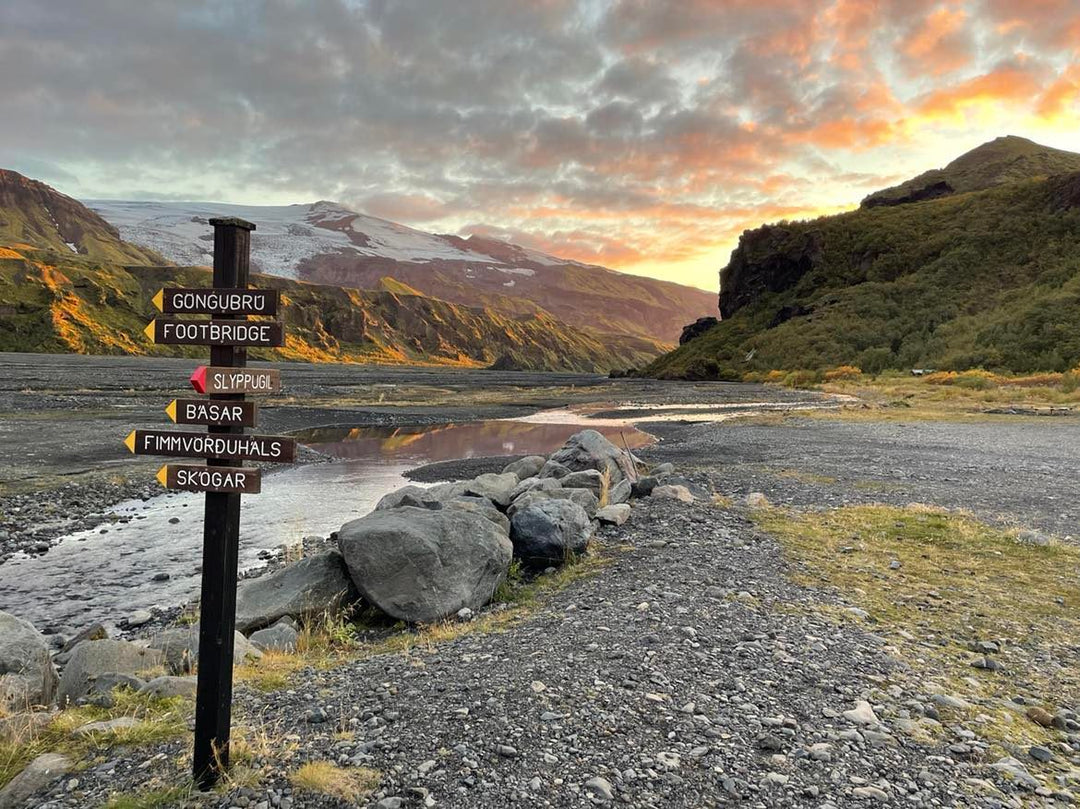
(129, 216, 295, 788)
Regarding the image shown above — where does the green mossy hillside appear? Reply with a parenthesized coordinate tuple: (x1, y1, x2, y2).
(647, 165, 1080, 379)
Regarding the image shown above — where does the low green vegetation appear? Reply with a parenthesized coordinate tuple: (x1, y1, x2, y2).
(0, 690, 188, 790)
(753, 503, 1080, 756)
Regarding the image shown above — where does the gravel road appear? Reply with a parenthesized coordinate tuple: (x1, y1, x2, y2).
(644, 416, 1080, 538)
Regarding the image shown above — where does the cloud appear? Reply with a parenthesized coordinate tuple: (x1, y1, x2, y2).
(2, 0, 1080, 291)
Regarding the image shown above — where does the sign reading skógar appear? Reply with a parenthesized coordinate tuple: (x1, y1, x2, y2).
(156, 464, 261, 494)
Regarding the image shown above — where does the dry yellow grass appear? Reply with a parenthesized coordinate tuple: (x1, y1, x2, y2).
(753, 503, 1080, 762)
(290, 761, 380, 802)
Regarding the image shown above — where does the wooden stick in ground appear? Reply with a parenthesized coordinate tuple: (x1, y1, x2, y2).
(619, 430, 638, 482)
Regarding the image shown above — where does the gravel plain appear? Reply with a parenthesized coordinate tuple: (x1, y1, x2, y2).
(4, 354, 1079, 807)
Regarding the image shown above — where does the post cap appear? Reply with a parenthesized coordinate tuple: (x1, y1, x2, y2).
(208, 217, 256, 231)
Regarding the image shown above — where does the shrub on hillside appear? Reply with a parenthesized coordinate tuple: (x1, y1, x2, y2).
(824, 365, 862, 382)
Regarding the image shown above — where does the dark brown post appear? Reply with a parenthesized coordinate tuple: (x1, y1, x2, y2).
(194, 217, 255, 789)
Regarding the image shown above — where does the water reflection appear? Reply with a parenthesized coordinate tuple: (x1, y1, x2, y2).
(297, 421, 653, 462)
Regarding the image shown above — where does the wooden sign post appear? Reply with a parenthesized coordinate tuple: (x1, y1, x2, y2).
(129, 216, 295, 789)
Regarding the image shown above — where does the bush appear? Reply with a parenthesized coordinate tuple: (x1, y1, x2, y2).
(824, 365, 862, 382)
(782, 369, 821, 388)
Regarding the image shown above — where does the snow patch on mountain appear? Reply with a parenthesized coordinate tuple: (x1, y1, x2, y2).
(86, 199, 496, 277)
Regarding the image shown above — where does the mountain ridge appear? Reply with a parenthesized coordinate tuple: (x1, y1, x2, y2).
(0, 173, 666, 371)
(86, 198, 715, 345)
(647, 136, 1080, 378)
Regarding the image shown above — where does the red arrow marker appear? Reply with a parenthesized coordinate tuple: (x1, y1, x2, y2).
(190, 366, 208, 394)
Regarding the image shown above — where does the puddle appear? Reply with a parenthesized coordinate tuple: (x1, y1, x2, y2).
(0, 419, 652, 631)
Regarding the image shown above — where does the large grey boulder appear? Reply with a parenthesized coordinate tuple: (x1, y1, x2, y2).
(147, 625, 261, 675)
(502, 455, 546, 481)
(375, 485, 442, 511)
(56, 639, 164, 705)
(139, 675, 197, 700)
(0, 612, 58, 711)
(0, 753, 72, 809)
(609, 479, 632, 505)
(235, 549, 358, 632)
(548, 430, 633, 483)
(510, 500, 593, 567)
(508, 488, 599, 519)
(538, 460, 571, 479)
(463, 473, 519, 509)
(249, 620, 299, 653)
(444, 497, 510, 535)
(510, 476, 562, 501)
(337, 506, 512, 624)
(561, 469, 605, 496)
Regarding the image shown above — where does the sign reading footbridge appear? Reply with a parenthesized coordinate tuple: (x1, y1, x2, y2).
(128, 216, 293, 789)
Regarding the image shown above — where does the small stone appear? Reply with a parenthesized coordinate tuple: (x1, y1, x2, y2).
(852, 786, 889, 800)
(842, 700, 879, 726)
(889, 560, 901, 570)
(496, 744, 517, 758)
(304, 708, 328, 724)
(1029, 745, 1053, 763)
(126, 610, 153, 628)
(584, 776, 614, 802)
(74, 717, 139, 736)
(456, 607, 474, 622)
(151, 572, 170, 582)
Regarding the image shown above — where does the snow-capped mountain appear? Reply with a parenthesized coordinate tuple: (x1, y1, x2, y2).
(87, 199, 716, 345)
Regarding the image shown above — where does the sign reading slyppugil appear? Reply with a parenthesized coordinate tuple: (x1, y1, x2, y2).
(144, 318, 284, 347)
(190, 365, 281, 395)
(153, 287, 279, 316)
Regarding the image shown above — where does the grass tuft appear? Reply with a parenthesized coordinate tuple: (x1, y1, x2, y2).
(290, 761, 380, 802)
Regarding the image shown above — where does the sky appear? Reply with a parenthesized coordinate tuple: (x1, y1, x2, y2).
(2, 1, 1079, 292)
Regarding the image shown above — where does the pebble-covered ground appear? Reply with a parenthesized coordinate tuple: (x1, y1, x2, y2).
(28, 487, 1074, 808)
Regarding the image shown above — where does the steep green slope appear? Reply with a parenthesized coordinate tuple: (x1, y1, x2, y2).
(0, 246, 663, 372)
(646, 168, 1080, 379)
(0, 170, 167, 264)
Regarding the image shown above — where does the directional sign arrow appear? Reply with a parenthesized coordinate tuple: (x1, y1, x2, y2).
(153, 287, 279, 316)
(157, 464, 261, 494)
(166, 398, 257, 427)
(144, 319, 284, 347)
(124, 429, 296, 462)
(190, 366, 280, 395)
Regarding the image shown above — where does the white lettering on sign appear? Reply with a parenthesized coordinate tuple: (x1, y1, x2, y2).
(176, 467, 249, 489)
(172, 291, 268, 312)
(182, 402, 245, 422)
(138, 432, 290, 460)
(161, 321, 274, 343)
(211, 370, 274, 391)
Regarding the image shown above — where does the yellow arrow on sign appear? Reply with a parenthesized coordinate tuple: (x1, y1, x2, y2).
(165, 400, 177, 422)
(124, 430, 136, 453)
(143, 320, 156, 341)
(152, 289, 164, 312)
(156, 466, 169, 487)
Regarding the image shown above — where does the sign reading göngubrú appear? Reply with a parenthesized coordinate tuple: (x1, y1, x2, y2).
(129, 218, 295, 790)
(153, 287, 279, 316)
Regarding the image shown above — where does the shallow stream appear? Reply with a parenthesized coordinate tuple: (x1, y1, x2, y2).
(0, 417, 652, 631)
